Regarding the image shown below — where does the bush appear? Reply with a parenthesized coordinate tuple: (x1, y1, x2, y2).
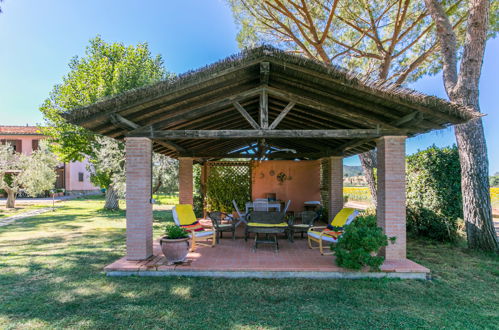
(332, 214, 394, 271)
(406, 145, 462, 242)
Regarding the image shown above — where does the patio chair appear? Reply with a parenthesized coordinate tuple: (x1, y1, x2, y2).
(288, 211, 318, 242)
(232, 200, 247, 227)
(307, 208, 358, 255)
(172, 204, 216, 252)
(253, 200, 269, 211)
(207, 211, 236, 242)
(283, 200, 291, 215)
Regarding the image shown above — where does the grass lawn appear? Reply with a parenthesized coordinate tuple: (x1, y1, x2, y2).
(0, 197, 498, 329)
(0, 204, 47, 219)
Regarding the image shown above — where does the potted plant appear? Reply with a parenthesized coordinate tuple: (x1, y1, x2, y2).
(160, 224, 190, 264)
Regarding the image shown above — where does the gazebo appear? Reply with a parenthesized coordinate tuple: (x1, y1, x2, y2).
(64, 46, 478, 278)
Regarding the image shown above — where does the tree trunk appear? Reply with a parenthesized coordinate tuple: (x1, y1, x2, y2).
(5, 188, 16, 209)
(359, 150, 377, 207)
(455, 119, 498, 251)
(104, 184, 119, 210)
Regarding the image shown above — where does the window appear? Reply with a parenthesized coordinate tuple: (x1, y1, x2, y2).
(32, 139, 39, 150)
(1, 140, 22, 153)
(78, 172, 84, 182)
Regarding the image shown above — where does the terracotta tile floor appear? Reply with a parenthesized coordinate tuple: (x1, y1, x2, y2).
(105, 227, 429, 274)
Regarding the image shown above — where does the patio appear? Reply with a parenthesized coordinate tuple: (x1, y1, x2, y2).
(63, 46, 479, 279)
(105, 227, 429, 279)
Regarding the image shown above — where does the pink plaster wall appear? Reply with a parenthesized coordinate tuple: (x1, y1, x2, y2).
(0, 133, 98, 192)
(65, 158, 99, 191)
(251, 160, 321, 212)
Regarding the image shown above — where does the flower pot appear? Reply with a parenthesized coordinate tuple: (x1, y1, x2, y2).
(160, 236, 190, 264)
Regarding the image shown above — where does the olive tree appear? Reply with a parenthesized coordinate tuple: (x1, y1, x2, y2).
(0, 141, 58, 208)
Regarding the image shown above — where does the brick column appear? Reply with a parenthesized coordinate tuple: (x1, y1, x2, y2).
(329, 156, 344, 219)
(125, 137, 153, 260)
(377, 136, 406, 260)
(179, 157, 193, 205)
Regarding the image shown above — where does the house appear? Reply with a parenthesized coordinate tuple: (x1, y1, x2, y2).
(0, 125, 99, 195)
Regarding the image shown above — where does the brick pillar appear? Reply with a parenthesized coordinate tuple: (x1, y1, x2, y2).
(125, 137, 153, 260)
(377, 136, 407, 260)
(329, 156, 344, 219)
(179, 157, 193, 205)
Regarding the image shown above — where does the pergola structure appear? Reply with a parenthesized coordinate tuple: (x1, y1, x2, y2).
(64, 46, 478, 267)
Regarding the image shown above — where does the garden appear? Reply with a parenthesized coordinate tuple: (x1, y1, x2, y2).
(0, 196, 498, 328)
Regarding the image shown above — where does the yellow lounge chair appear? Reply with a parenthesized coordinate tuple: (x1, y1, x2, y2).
(307, 208, 359, 255)
(172, 204, 216, 251)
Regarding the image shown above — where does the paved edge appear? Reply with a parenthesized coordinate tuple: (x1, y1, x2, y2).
(0, 207, 56, 226)
(106, 270, 428, 280)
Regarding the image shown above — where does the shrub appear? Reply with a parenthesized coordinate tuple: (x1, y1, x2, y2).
(164, 224, 188, 239)
(332, 214, 394, 271)
(406, 145, 462, 242)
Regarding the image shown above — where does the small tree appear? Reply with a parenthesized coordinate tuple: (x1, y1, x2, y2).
(0, 141, 58, 208)
(87, 136, 125, 210)
(152, 154, 179, 195)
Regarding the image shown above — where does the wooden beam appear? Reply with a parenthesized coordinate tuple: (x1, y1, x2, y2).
(131, 129, 407, 139)
(110, 114, 140, 130)
(129, 87, 263, 135)
(260, 89, 269, 128)
(178, 151, 338, 159)
(260, 62, 270, 85)
(268, 102, 295, 129)
(233, 101, 260, 129)
(265, 87, 399, 129)
(154, 141, 187, 153)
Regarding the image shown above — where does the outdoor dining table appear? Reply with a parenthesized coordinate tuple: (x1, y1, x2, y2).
(245, 201, 281, 213)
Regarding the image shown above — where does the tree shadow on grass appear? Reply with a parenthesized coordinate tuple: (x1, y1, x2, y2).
(1, 203, 498, 328)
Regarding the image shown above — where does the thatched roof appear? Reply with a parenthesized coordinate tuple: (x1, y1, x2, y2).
(63, 45, 479, 159)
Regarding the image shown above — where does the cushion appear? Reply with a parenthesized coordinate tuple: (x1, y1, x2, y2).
(188, 230, 215, 238)
(175, 204, 197, 226)
(181, 222, 204, 232)
(307, 231, 338, 243)
(247, 222, 289, 227)
(293, 224, 312, 228)
(330, 208, 356, 228)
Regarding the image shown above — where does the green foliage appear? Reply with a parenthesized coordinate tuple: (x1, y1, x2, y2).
(227, 0, 477, 84)
(0, 141, 58, 200)
(88, 136, 125, 196)
(406, 145, 462, 242)
(40, 35, 167, 162)
(206, 165, 250, 213)
(489, 175, 499, 187)
(193, 165, 203, 218)
(153, 154, 178, 194)
(332, 214, 392, 271)
(164, 223, 188, 239)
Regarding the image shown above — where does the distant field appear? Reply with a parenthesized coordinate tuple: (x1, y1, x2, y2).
(345, 186, 499, 207)
(343, 186, 371, 201)
(491, 187, 499, 208)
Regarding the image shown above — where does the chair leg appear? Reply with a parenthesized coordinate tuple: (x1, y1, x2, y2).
(191, 236, 196, 252)
(301, 232, 304, 239)
(211, 232, 216, 247)
(307, 236, 313, 249)
(232, 230, 236, 240)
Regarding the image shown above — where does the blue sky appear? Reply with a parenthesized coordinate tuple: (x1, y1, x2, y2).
(0, 0, 497, 174)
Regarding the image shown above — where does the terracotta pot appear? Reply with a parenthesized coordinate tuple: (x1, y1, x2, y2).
(160, 236, 190, 264)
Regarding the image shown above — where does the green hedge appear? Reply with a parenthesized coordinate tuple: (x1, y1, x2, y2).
(406, 145, 463, 241)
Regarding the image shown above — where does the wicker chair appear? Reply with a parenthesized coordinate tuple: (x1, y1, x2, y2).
(288, 211, 318, 242)
(207, 211, 236, 242)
